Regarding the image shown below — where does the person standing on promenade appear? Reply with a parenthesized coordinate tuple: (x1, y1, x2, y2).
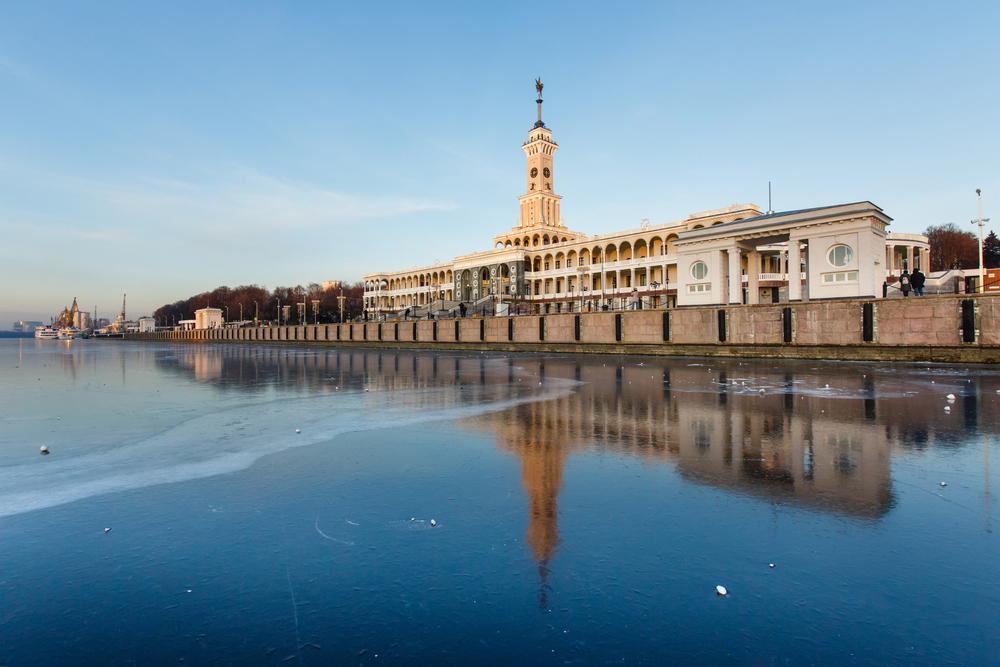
(900, 270, 911, 297)
(910, 268, 925, 296)
(459, 302, 467, 318)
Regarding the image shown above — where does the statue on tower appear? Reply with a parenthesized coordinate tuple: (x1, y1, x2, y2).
(535, 77, 543, 96)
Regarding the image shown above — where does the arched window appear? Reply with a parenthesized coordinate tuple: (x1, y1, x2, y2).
(690, 261, 709, 281)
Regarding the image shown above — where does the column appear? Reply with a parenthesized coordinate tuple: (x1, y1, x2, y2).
(728, 247, 742, 304)
(906, 246, 914, 273)
(788, 240, 802, 301)
(747, 249, 760, 304)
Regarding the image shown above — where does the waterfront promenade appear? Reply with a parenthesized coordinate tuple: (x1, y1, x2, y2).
(134, 293, 1000, 363)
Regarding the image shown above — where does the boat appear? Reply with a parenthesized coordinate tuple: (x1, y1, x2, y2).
(34, 326, 59, 340)
(57, 327, 83, 340)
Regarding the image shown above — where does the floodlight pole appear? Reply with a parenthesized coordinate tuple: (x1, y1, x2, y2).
(972, 188, 991, 294)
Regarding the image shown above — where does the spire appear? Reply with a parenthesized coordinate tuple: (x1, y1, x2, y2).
(534, 77, 544, 128)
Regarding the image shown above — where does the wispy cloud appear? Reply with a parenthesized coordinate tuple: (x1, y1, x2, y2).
(56, 166, 455, 235)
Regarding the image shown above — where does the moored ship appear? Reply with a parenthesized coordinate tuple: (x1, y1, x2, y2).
(34, 326, 59, 340)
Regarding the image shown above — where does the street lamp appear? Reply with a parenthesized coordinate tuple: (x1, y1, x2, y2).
(972, 188, 991, 294)
(312, 299, 320, 324)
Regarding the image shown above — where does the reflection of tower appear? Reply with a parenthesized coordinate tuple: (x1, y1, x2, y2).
(518, 439, 568, 608)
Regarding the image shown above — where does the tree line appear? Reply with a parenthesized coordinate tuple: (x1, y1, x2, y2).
(924, 224, 1000, 272)
(152, 283, 365, 326)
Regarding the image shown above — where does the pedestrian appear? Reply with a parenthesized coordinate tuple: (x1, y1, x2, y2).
(900, 271, 911, 297)
(459, 302, 467, 318)
(630, 288, 640, 310)
(910, 267, 925, 296)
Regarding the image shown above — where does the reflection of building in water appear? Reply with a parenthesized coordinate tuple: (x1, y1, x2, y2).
(153, 346, 995, 589)
(464, 358, 909, 597)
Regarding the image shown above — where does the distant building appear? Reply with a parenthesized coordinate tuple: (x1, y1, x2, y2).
(12, 320, 43, 333)
(138, 317, 156, 333)
(177, 320, 196, 331)
(194, 307, 223, 330)
(73, 310, 91, 330)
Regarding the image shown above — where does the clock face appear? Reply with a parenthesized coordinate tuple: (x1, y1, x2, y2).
(530, 167, 538, 178)
(543, 167, 550, 178)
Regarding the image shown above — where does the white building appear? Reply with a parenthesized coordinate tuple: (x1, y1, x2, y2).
(194, 308, 223, 330)
(138, 317, 156, 333)
(364, 81, 932, 315)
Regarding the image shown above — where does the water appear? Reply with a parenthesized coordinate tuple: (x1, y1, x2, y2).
(1, 340, 997, 666)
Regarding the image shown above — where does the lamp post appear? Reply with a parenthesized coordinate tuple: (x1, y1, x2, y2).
(312, 299, 320, 324)
(239, 302, 243, 323)
(337, 291, 346, 323)
(277, 298, 282, 325)
(254, 300, 258, 325)
(577, 265, 588, 313)
(972, 188, 991, 294)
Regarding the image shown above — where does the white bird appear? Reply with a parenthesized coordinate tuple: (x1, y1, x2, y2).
(295, 428, 301, 434)
(39, 445, 49, 455)
(940, 481, 947, 487)
(716, 585, 728, 596)
(768, 563, 775, 568)
(103, 527, 112, 534)
(946, 393, 956, 401)
(430, 519, 438, 527)
(944, 406, 951, 413)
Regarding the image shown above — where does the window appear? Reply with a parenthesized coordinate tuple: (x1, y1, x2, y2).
(821, 271, 859, 283)
(828, 244, 853, 268)
(690, 261, 709, 280)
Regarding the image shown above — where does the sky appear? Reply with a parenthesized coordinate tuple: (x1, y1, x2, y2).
(1, 1, 998, 323)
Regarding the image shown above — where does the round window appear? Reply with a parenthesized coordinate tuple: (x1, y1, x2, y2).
(828, 244, 853, 267)
(690, 261, 709, 281)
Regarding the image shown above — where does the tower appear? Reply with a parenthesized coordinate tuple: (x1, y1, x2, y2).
(518, 78, 562, 229)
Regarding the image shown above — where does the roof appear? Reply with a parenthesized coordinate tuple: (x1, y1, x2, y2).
(677, 201, 890, 242)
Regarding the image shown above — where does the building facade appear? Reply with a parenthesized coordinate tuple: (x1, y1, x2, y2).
(364, 83, 929, 317)
(195, 307, 223, 330)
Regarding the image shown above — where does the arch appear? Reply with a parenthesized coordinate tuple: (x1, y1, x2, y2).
(543, 253, 554, 270)
(665, 234, 679, 254)
(514, 238, 521, 247)
(634, 239, 648, 258)
(605, 243, 618, 263)
(650, 236, 664, 256)
(479, 267, 491, 295)
(592, 247, 602, 264)
(523, 236, 530, 247)
(567, 249, 577, 267)
(619, 241, 633, 261)
(555, 251, 566, 268)
(533, 256, 542, 272)
(460, 270, 473, 301)
(580, 248, 591, 266)
(532, 234, 541, 247)
(496, 241, 504, 249)
(543, 234, 550, 245)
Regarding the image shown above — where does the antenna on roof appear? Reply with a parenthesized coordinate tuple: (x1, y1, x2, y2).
(767, 181, 773, 215)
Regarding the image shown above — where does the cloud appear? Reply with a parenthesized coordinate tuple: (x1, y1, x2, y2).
(59, 166, 455, 236)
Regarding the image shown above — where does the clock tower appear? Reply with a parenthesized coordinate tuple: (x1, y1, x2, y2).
(518, 79, 561, 228)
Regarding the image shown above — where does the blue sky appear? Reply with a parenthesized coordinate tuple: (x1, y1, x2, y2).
(2, 1, 997, 322)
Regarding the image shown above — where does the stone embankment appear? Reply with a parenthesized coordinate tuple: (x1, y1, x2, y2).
(132, 294, 1000, 363)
